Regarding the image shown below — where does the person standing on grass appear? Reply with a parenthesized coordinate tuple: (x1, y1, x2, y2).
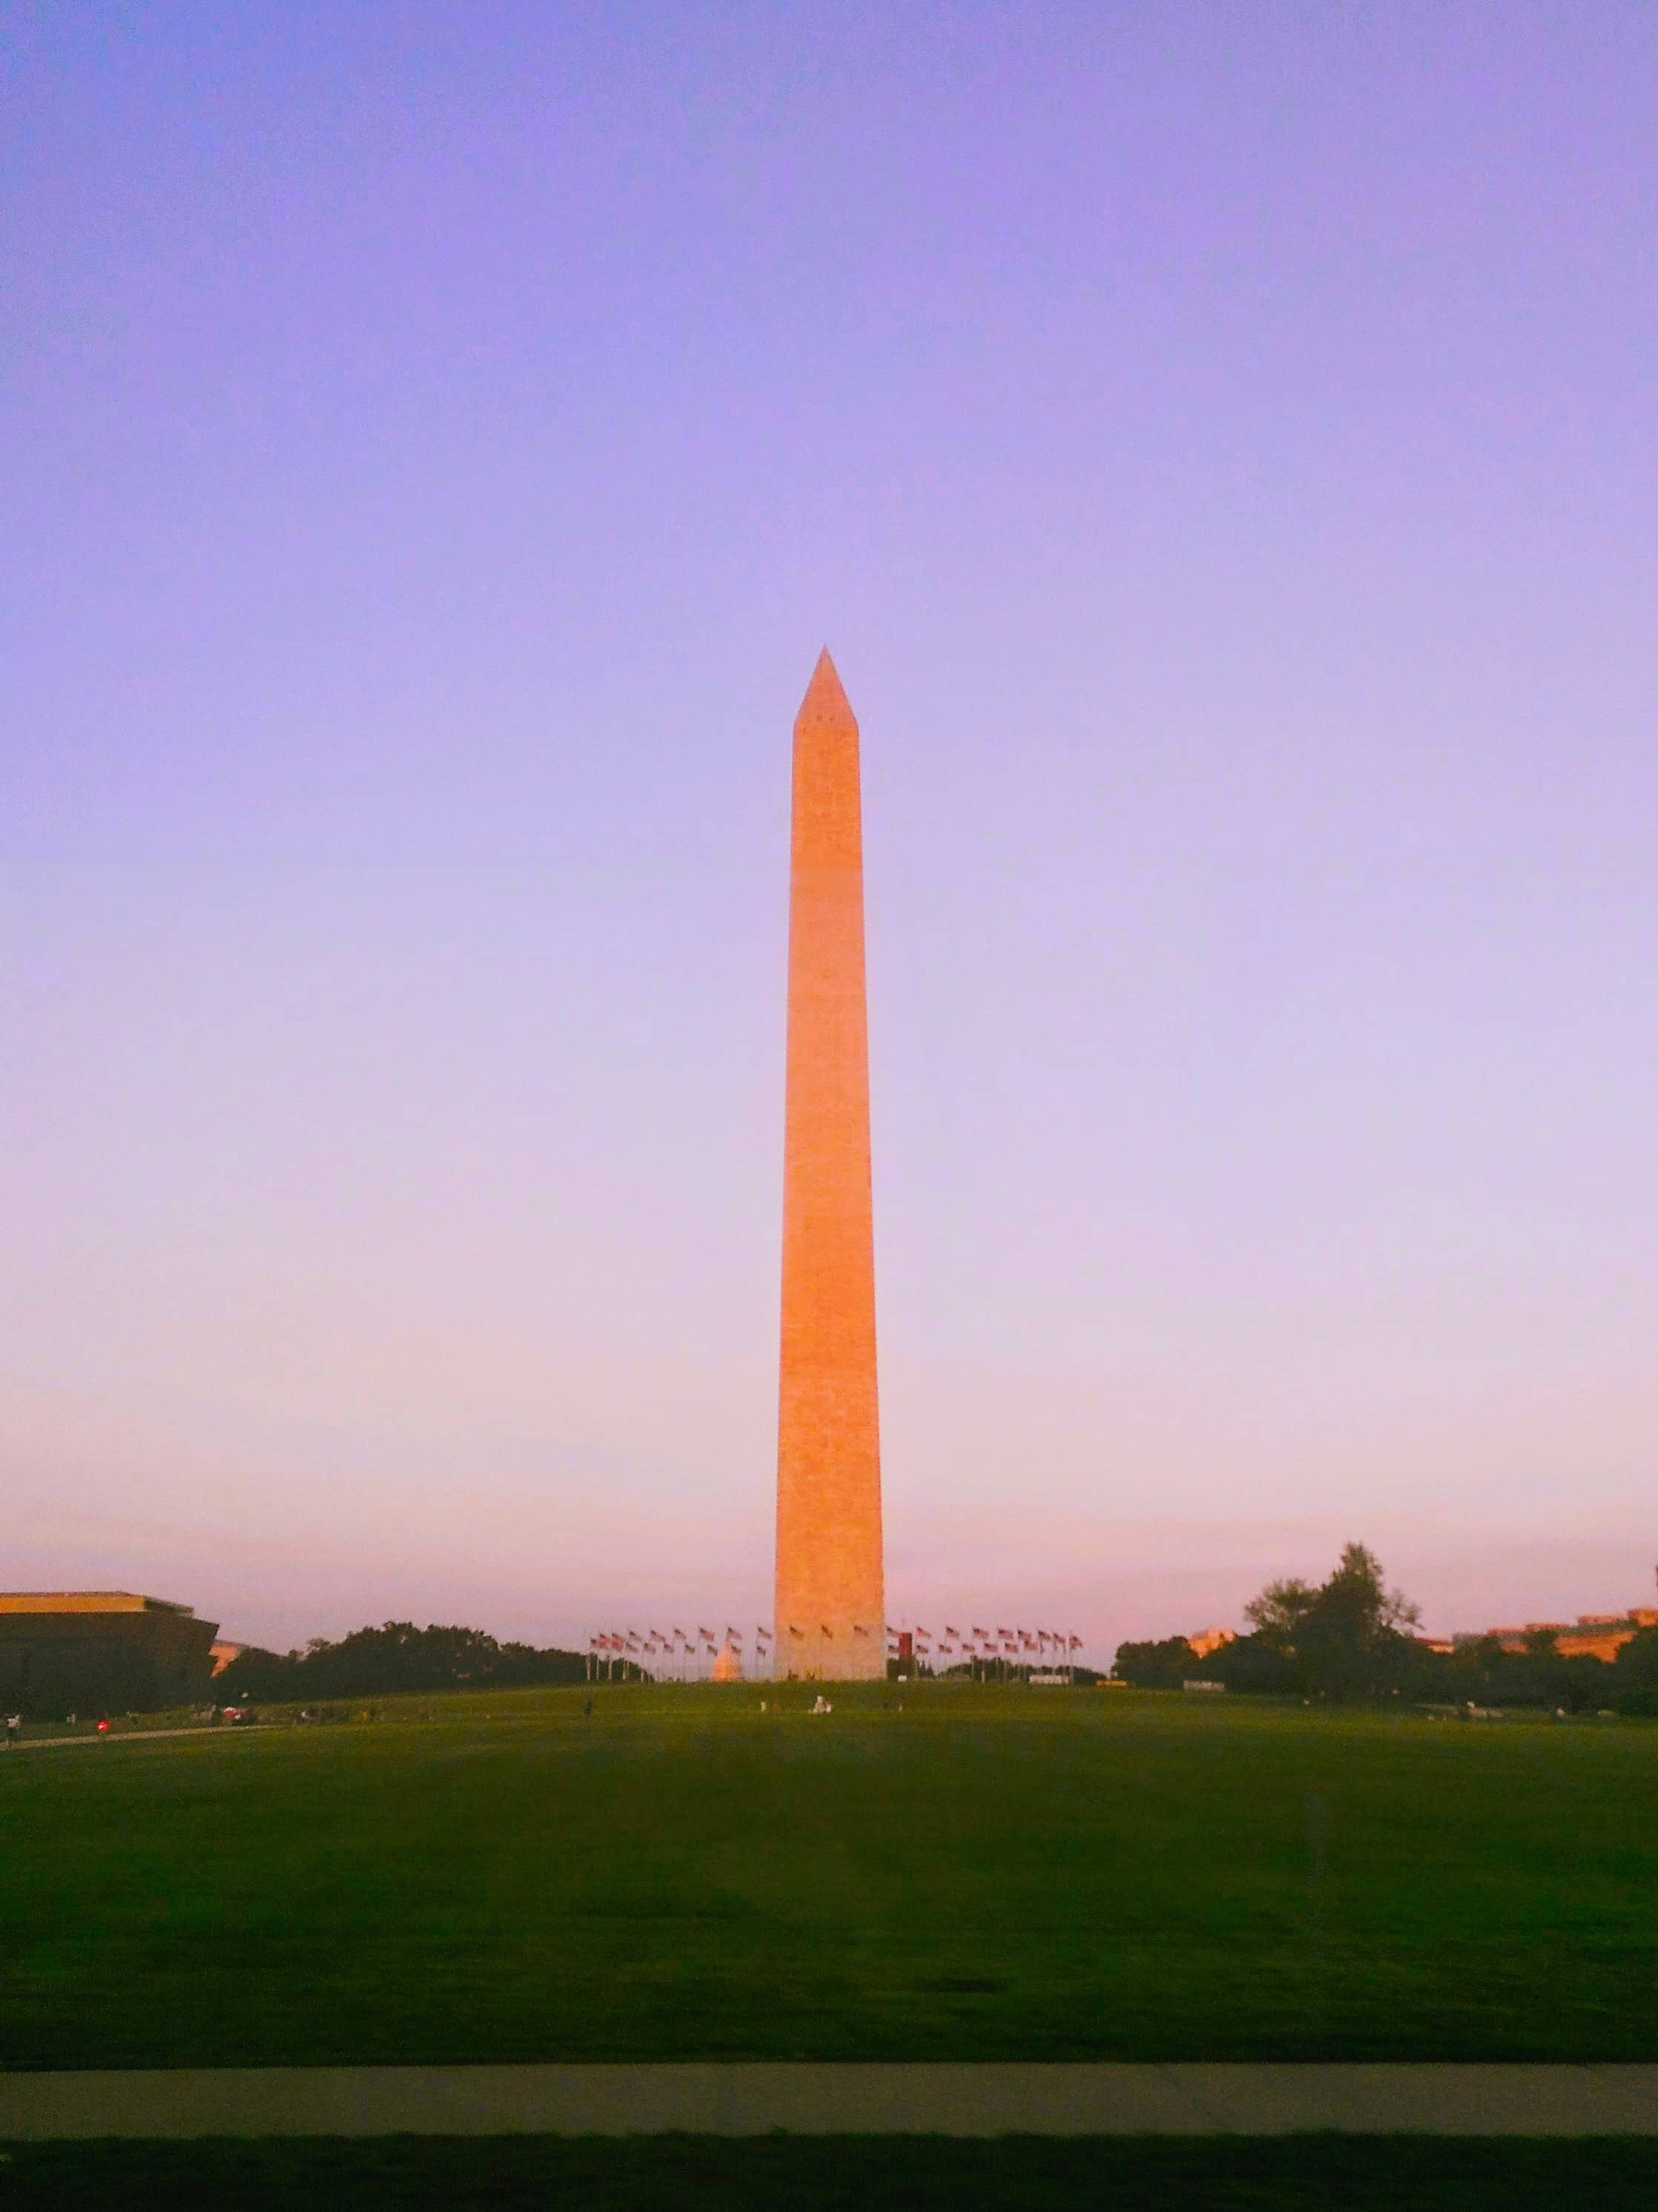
(4, 1713, 19, 1747)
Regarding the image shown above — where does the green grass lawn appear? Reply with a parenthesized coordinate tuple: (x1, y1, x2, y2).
(3, 1684, 1655, 2069)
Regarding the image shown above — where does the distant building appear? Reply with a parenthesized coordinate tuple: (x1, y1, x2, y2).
(1187, 1627, 1235, 1660)
(208, 1639, 246, 1677)
(711, 1642, 743, 1683)
(0, 1592, 220, 1715)
(1459, 1602, 1658, 1666)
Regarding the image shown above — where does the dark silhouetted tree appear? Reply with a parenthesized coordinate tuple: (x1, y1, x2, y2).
(1235, 1543, 1421, 1700)
(1111, 1635, 1200, 1688)
(215, 1621, 587, 1701)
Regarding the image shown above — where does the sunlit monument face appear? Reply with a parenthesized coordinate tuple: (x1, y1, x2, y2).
(773, 652, 886, 1681)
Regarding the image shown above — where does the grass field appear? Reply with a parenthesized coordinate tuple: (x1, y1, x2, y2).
(4, 1683, 1656, 2070)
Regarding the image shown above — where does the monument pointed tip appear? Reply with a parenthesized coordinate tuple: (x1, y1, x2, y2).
(798, 646, 853, 723)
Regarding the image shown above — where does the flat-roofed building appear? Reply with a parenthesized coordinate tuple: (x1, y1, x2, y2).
(0, 1592, 220, 1716)
(1461, 1604, 1658, 1665)
(1187, 1627, 1236, 1660)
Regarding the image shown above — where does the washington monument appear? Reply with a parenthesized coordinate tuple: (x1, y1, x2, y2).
(773, 652, 886, 1680)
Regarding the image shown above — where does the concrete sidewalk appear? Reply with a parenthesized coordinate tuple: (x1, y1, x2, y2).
(3, 2064, 1657, 2140)
(4, 1723, 270, 1753)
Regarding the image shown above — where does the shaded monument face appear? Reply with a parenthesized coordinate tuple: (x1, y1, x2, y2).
(774, 652, 886, 1681)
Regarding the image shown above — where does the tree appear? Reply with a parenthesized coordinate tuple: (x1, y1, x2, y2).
(215, 1622, 588, 1702)
(1238, 1543, 1421, 1701)
(1613, 1626, 1658, 1716)
(1209, 1633, 1297, 1696)
(1111, 1635, 1200, 1689)
(1243, 1577, 1317, 1649)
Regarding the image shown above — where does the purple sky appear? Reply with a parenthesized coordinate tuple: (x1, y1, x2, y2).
(4, 4, 1656, 1660)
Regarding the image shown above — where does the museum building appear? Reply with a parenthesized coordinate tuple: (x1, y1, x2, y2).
(0, 1592, 220, 1716)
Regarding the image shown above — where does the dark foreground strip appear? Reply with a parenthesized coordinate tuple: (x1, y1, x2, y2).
(3, 2064, 1657, 2141)
(3, 2136, 1658, 2212)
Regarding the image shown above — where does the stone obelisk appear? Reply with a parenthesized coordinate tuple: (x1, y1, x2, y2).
(774, 650, 885, 1681)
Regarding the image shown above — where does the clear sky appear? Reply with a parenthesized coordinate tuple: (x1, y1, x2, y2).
(4, 3, 1655, 1659)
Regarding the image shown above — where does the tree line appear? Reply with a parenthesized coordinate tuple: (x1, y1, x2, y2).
(217, 1621, 588, 1701)
(1113, 1543, 1658, 1713)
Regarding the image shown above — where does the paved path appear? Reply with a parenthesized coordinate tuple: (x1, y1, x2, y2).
(5, 1726, 239, 1753)
(4, 2064, 1658, 2140)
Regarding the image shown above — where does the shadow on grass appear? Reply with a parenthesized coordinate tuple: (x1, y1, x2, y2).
(3, 2136, 1658, 2211)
